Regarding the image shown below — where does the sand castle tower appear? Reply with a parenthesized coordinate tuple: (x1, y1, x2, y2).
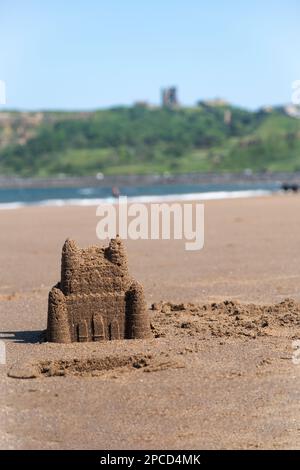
(47, 237, 150, 343)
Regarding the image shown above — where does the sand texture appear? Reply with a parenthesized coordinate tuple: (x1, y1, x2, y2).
(1, 195, 300, 449)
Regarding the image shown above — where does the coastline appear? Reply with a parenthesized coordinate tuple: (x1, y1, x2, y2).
(0, 170, 297, 190)
(0, 188, 274, 210)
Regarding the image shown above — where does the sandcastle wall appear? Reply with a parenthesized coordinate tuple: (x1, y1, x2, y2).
(47, 237, 150, 343)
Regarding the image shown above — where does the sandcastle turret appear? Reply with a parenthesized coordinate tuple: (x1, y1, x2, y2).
(105, 235, 128, 267)
(61, 239, 80, 295)
(47, 286, 71, 343)
(126, 281, 151, 339)
(47, 237, 151, 343)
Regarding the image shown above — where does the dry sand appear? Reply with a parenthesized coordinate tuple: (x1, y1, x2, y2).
(1, 194, 300, 449)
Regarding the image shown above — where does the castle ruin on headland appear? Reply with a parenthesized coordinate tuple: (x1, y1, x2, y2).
(47, 237, 150, 343)
(161, 86, 178, 108)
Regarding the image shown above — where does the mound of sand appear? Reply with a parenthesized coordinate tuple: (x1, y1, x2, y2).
(151, 298, 300, 339)
(8, 298, 300, 380)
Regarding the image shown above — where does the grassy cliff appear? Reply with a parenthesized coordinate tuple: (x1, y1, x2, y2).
(0, 104, 299, 177)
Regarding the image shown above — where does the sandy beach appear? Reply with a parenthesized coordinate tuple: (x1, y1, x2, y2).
(1, 194, 300, 449)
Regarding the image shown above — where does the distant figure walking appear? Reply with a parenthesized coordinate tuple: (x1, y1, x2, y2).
(112, 186, 120, 198)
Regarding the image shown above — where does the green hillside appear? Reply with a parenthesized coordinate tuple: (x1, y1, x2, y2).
(0, 104, 300, 177)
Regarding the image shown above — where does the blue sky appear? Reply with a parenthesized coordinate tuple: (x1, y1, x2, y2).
(0, 0, 299, 110)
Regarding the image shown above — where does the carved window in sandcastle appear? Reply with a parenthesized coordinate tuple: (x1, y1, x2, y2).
(109, 320, 120, 340)
(93, 313, 105, 341)
(77, 320, 88, 342)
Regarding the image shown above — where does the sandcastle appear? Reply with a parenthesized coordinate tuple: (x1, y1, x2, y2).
(47, 237, 150, 343)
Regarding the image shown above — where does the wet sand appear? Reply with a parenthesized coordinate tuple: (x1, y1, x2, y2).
(1, 194, 300, 449)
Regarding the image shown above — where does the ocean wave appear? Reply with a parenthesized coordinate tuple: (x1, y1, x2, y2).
(77, 187, 97, 196)
(0, 189, 273, 210)
(0, 201, 27, 210)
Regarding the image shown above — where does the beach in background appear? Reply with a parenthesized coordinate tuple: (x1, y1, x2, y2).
(0, 180, 282, 209)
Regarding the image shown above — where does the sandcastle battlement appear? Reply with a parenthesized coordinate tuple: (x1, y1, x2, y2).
(47, 237, 150, 343)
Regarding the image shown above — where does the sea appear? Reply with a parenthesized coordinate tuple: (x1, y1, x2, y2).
(0, 181, 282, 210)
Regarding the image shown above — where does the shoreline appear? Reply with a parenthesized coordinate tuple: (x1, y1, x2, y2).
(0, 171, 297, 189)
(0, 188, 275, 210)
